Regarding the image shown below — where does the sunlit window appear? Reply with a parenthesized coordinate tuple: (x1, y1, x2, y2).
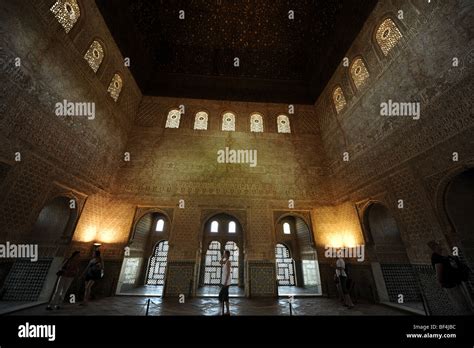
(228, 221, 236, 233)
(155, 219, 164, 232)
(222, 112, 235, 131)
(107, 74, 123, 102)
(50, 0, 80, 33)
(165, 109, 181, 128)
(84, 40, 104, 73)
(250, 113, 264, 132)
(194, 111, 208, 130)
(210, 221, 219, 233)
(277, 115, 291, 133)
(332, 86, 347, 114)
(376, 18, 403, 56)
(283, 222, 291, 234)
(350, 58, 370, 90)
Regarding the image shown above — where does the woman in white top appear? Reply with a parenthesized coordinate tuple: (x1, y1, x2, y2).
(336, 257, 354, 308)
(219, 250, 232, 315)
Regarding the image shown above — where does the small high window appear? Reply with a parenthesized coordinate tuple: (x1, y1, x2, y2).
(222, 112, 235, 131)
(250, 114, 264, 132)
(50, 0, 80, 33)
(350, 58, 370, 90)
(84, 40, 104, 73)
(376, 18, 403, 56)
(194, 111, 208, 130)
(165, 109, 181, 128)
(155, 219, 164, 232)
(277, 115, 291, 134)
(210, 221, 219, 233)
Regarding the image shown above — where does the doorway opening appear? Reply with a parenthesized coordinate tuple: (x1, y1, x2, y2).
(197, 214, 244, 297)
(275, 215, 321, 296)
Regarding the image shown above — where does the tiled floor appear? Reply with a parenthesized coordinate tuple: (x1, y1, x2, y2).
(195, 285, 245, 297)
(278, 285, 321, 296)
(118, 285, 164, 296)
(8, 296, 409, 316)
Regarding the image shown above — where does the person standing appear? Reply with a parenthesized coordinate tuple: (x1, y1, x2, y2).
(336, 257, 354, 309)
(47, 251, 81, 310)
(219, 250, 232, 316)
(81, 250, 104, 305)
(428, 240, 474, 315)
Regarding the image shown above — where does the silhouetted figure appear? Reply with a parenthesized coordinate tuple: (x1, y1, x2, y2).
(81, 250, 104, 305)
(219, 250, 231, 315)
(428, 241, 473, 315)
(47, 251, 81, 310)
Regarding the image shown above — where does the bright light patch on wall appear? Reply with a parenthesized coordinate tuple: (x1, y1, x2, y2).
(327, 232, 357, 248)
(97, 229, 118, 243)
(79, 225, 97, 242)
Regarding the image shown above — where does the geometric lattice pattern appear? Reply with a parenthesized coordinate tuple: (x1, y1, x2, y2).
(2, 259, 53, 301)
(277, 115, 291, 133)
(380, 264, 422, 303)
(0, 158, 51, 233)
(204, 241, 222, 285)
(413, 264, 453, 315)
(275, 243, 295, 286)
(50, 0, 81, 34)
(250, 113, 264, 132)
(84, 40, 104, 73)
(107, 74, 123, 102)
(222, 112, 235, 131)
(194, 111, 208, 130)
(332, 86, 347, 114)
(146, 241, 169, 285)
(165, 109, 181, 128)
(376, 18, 403, 56)
(224, 241, 239, 285)
(249, 262, 277, 296)
(350, 57, 370, 90)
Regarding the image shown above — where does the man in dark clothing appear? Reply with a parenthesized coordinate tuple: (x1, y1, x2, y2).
(428, 241, 473, 315)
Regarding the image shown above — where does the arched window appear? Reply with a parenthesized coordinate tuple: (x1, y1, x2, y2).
(107, 74, 123, 102)
(350, 58, 370, 90)
(210, 221, 219, 233)
(277, 115, 291, 133)
(228, 221, 236, 233)
(250, 113, 263, 132)
(165, 109, 181, 128)
(225, 241, 239, 284)
(275, 244, 296, 286)
(204, 241, 222, 285)
(146, 241, 169, 285)
(50, 0, 80, 33)
(84, 40, 104, 73)
(283, 222, 291, 234)
(376, 18, 403, 56)
(194, 111, 208, 130)
(332, 86, 347, 114)
(155, 218, 165, 232)
(222, 112, 235, 131)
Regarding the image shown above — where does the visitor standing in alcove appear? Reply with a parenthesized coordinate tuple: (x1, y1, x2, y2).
(219, 250, 232, 315)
